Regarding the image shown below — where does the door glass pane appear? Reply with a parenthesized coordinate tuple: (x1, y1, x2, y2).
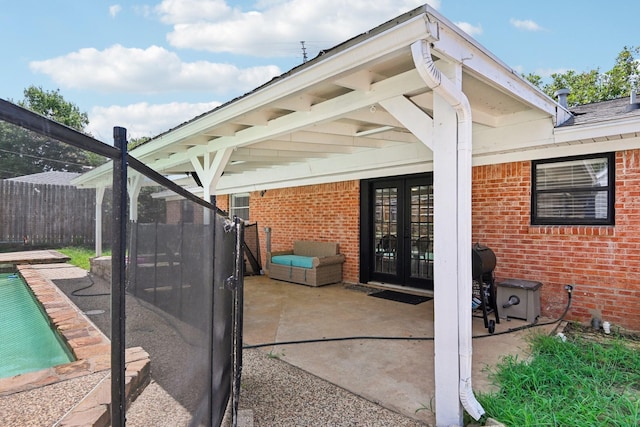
(374, 187, 397, 274)
(409, 184, 433, 280)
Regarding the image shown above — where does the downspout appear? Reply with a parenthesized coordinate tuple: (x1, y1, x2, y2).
(411, 39, 485, 421)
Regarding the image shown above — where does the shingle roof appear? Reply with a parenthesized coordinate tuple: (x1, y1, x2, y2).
(558, 96, 640, 127)
(6, 171, 81, 185)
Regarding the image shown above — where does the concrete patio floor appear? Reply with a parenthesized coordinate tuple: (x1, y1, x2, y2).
(242, 275, 560, 425)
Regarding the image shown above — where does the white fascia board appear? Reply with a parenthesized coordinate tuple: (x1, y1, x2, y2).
(472, 135, 640, 167)
(71, 161, 113, 188)
(473, 115, 556, 154)
(430, 17, 558, 120)
(554, 117, 640, 144)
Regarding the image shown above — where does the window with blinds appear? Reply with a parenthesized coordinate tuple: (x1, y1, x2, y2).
(230, 193, 250, 221)
(532, 153, 614, 225)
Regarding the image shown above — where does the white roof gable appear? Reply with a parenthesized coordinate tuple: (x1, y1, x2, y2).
(74, 4, 563, 194)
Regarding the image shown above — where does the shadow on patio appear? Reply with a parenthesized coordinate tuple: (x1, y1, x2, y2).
(241, 275, 560, 425)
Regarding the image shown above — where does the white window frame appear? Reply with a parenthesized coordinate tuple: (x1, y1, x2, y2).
(230, 193, 250, 221)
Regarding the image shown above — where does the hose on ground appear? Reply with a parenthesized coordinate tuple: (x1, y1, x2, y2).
(242, 285, 573, 349)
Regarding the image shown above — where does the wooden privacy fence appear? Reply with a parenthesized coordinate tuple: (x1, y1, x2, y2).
(0, 179, 100, 246)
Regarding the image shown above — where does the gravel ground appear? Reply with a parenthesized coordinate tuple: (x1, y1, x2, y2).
(235, 348, 427, 427)
(0, 372, 108, 427)
(126, 347, 428, 427)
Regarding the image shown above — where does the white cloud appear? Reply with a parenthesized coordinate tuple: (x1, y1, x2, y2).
(109, 4, 122, 18)
(455, 21, 482, 37)
(534, 67, 570, 78)
(156, 0, 232, 24)
(87, 101, 220, 142)
(509, 18, 545, 32)
(157, 0, 433, 56)
(510, 65, 570, 79)
(29, 45, 281, 95)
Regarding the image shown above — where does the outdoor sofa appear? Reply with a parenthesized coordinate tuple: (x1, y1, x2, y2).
(268, 240, 345, 286)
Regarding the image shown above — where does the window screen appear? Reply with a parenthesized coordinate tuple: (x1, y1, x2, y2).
(532, 153, 614, 225)
(230, 193, 249, 221)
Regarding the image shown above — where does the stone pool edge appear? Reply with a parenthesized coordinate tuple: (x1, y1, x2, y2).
(0, 265, 150, 403)
(0, 265, 113, 396)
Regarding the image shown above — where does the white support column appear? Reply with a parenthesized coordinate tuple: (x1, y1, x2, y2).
(128, 173, 143, 222)
(381, 72, 465, 424)
(191, 149, 233, 224)
(95, 186, 106, 257)
(411, 38, 482, 425)
(432, 89, 463, 426)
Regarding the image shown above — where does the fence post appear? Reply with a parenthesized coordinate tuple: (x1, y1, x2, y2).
(111, 126, 127, 427)
(232, 216, 245, 427)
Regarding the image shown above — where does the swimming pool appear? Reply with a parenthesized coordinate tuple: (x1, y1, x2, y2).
(0, 272, 74, 379)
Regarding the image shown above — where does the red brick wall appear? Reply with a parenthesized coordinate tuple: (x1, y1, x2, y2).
(166, 200, 181, 224)
(216, 195, 229, 213)
(165, 199, 206, 224)
(472, 150, 640, 331)
(218, 149, 639, 331)
(247, 181, 360, 283)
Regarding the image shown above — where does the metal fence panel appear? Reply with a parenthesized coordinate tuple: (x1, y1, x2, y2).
(125, 182, 238, 426)
(0, 102, 241, 426)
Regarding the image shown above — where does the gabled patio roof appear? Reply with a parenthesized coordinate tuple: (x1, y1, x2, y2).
(71, 4, 573, 426)
(73, 4, 565, 194)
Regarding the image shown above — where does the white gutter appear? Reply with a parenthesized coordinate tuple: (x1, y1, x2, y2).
(411, 38, 485, 421)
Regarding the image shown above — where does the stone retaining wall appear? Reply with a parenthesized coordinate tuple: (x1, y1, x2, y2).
(90, 256, 111, 283)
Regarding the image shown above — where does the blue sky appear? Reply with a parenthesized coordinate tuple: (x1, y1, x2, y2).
(1, 0, 638, 142)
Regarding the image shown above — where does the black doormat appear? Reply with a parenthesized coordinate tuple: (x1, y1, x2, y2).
(369, 290, 432, 305)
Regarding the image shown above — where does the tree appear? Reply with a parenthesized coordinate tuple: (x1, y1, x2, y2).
(0, 86, 105, 179)
(128, 136, 151, 151)
(526, 46, 640, 107)
(18, 86, 89, 131)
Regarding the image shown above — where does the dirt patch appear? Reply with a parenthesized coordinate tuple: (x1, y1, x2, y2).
(563, 322, 640, 350)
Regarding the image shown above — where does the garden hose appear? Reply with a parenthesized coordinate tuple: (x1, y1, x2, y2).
(242, 284, 574, 349)
(71, 274, 110, 297)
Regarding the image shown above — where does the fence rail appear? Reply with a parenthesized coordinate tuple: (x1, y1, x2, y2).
(0, 179, 98, 246)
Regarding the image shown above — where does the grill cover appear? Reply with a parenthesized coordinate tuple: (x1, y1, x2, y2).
(472, 243, 496, 279)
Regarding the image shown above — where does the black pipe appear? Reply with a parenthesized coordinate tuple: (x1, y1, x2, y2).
(243, 285, 573, 349)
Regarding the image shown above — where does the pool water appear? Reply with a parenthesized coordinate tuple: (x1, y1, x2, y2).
(0, 272, 74, 379)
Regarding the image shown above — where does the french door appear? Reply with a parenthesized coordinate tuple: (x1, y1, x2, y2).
(360, 174, 434, 290)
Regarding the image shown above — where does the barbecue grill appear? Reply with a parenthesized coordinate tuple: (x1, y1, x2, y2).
(472, 243, 500, 333)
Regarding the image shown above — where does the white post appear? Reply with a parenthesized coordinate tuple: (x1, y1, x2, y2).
(95, 186, 106, 257)
(128, 174, 143, 222)
(203, 181, 212, 225)
(191, 149, 234, 224)
(432, 89, 464, 426)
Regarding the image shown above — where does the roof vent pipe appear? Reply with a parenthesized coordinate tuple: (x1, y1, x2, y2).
(554, 88, 570, 109)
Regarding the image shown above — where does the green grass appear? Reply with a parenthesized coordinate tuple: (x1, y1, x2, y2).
(476, 332, 640, 426)
(58, 246, 111, 271)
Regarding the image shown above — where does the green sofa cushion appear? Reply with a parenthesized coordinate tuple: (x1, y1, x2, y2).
(271, 255, 314, 269)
